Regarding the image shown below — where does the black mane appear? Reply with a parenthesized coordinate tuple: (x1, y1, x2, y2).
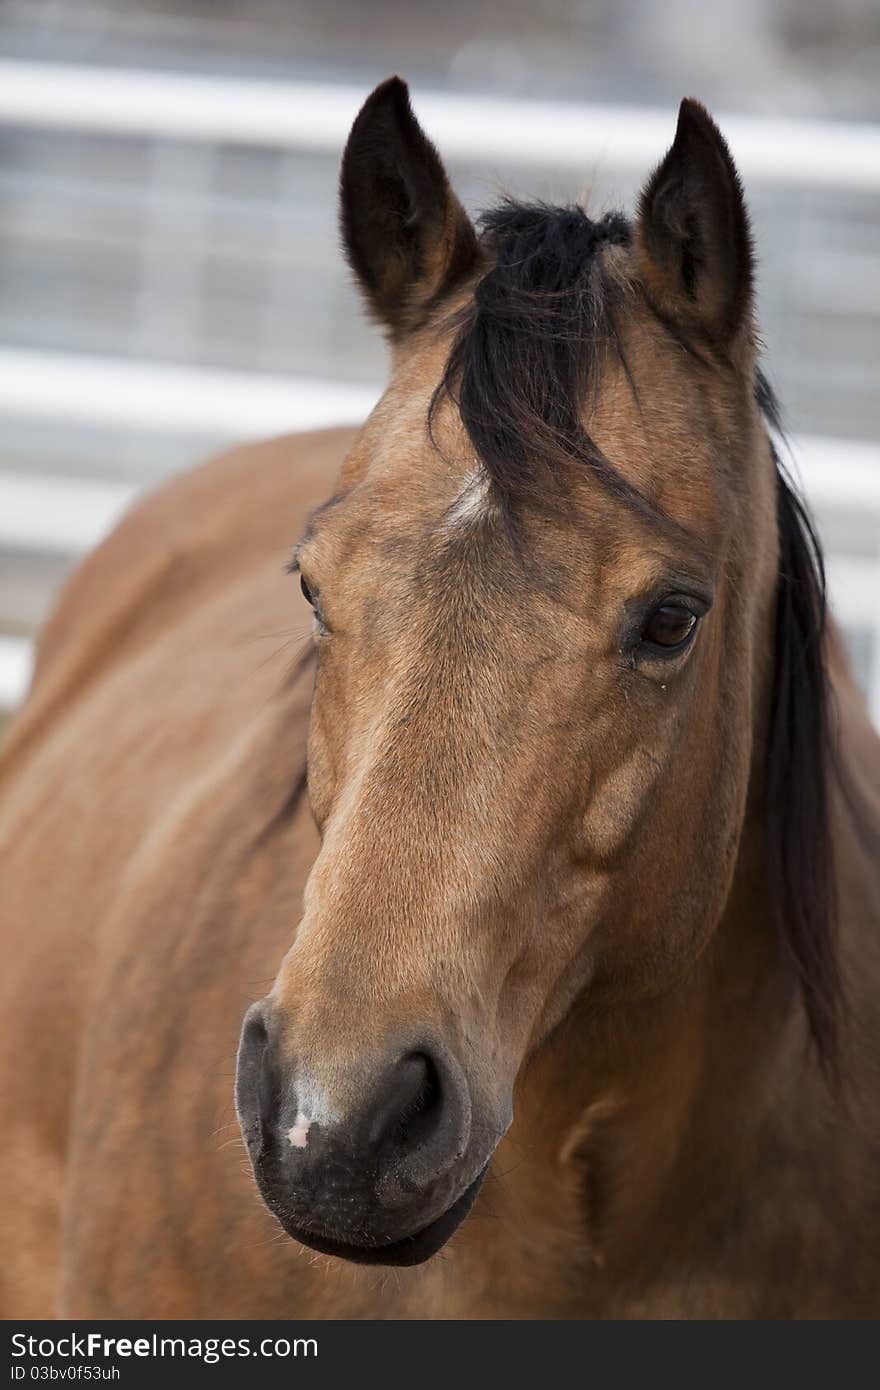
(766, 439, 840, 1075)
(431, 199, 841, 1075)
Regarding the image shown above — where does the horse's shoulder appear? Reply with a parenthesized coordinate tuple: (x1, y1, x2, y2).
(4, 427, 354, 764)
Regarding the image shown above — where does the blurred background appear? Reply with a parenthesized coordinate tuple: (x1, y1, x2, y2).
(0, 0, 878, 722)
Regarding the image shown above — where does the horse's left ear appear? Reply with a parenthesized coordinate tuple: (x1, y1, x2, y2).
(340, 77, 479, 339)
(636, 99, 754, 350)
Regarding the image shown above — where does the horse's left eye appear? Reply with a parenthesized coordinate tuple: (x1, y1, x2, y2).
(641, 603, 698, 652)
(300, 574, 316, 607)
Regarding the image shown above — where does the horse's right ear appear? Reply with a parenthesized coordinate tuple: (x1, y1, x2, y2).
(340, 77, 479, 339)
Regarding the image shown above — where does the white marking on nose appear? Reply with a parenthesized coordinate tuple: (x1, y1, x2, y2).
(286, 1110, 311, 1149)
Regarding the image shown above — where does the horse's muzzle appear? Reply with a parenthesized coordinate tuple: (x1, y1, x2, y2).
(234, 1001, 490, 1264)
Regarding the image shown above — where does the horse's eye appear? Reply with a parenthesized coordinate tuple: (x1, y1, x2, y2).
(641, 603, 698, 651)
(300, 574, 316, 607)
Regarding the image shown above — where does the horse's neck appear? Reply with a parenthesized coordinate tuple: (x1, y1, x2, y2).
(505, 830, 806, 1277)
(474, 643, 878, 1311)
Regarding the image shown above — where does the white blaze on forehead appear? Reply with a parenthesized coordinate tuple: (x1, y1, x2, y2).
(445, 467, 491, 528)
(287, 1110, 311, 1149)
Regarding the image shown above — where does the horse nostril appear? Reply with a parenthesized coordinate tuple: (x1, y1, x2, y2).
(368, 1043, 471, 1202)
(370, 1051, 443, 1155)
(396, 1052, 443, 1150)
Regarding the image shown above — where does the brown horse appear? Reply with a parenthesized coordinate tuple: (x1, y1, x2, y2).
(1, 79, 879, 1319)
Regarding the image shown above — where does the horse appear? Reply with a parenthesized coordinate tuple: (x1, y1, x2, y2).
(1, 78, 878, 1320)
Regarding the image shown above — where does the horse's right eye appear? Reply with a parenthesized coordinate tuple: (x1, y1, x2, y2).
(640, 602, 698, 652)
(300, 574, 316, 607)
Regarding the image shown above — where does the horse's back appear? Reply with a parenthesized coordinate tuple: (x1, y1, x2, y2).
(0, 428, 351, 1316)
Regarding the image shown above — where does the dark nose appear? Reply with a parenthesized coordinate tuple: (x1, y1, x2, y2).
(235, 1004, 473, 1246)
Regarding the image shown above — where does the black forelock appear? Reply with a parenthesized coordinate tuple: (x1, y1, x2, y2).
(428, 200, 660, 525)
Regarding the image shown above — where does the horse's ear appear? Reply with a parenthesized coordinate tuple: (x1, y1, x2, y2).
(635, 99, 754, 350)
(340, 77, 478, 338)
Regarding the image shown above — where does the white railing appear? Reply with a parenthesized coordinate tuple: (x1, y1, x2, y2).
(0, 636, 32, 712)
(0, 59, 879, 190)
(0, 348, 379, 440)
